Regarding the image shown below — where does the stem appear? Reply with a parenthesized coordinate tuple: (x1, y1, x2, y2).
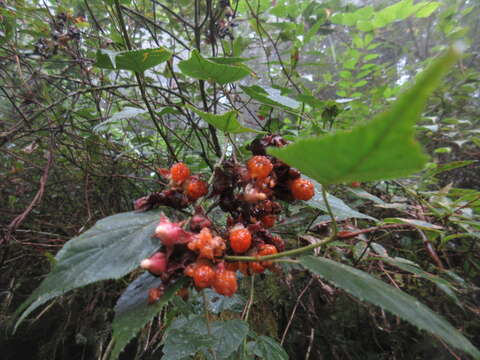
(225, 235, 336, 262)
(321, 185, 338, 236)
(113, 0, 178, 161)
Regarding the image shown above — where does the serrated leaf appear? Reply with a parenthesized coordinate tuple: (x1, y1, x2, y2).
(240, 85, 300, 109)
(299, 256, 480, 359)
(268, 47, 461, 185)
(178, 49, 251, 84)
(251, 335, 288, 360)
(14, 210, 171, 331)
(95, 47, 172, 72)
(110, 275, 187, 360)
(162, 315, 249, 360)
(188, 105, 264, 134)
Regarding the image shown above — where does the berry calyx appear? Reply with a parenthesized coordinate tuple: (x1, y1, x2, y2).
(247, 156, 273, 179)
(184, 176, 208, 200)
(140, 252, 168, 275)
(290, 178, 315, 201)
(170, 162, 190, 183)
(193, 263, 216, 289)
(154, 214, 194, 248)
(229, 226, 252, 253)
(213, 269, 238, 296)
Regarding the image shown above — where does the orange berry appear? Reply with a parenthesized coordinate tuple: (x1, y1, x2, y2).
(258, 244, 278, 267)
(148, 288, 162, 304)
(229, 227, 252, 253)
(247, 156, 273, 179)
(170, 162, 190, 183)
(249, 261, 265, 274)
(290, 178, 315, 201)
(184, 177, 208, 200)
(213, 269, 238, 296)
(260, 215, 276, 228)
(193, 263, 216, 289)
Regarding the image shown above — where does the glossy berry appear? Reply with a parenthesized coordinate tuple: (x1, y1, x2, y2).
(184, 177, 208, 200)
(193, 264, 216, 289)
(229, 227, 252, 253)
(247, 156, 273, 179)
(249, 261, 265, 274)
(290, 178, 315, 201)
(213, 269, 238, 296)
(170, 162, 190, 183)
(258, 244, 278, 267)
(260, 215, 276, 228)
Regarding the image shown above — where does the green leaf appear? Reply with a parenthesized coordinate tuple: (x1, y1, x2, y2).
(299, 256, 480, 359)
(14, 210, 170, 331)
(203, 289, 245, 314)
(162, 315, 249, 359)
(251, 335, 288, 360)
(93, 107, 147, 132)
(179, 49, 251, 84)
(110, 274, 187, 360)
(307, 179, 376, 221)
(415, 2, 442, 18)
(188, 105, 265, 134)
(268, 47, 462, 185)
(381, 217, 443, 231)
(95, 47, 171, 72)
(240, 85, 300, 109)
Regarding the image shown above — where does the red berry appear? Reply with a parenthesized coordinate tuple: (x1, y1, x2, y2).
(350, 181, 361, 188)
(184, 177, 208, 200)
(247, 156, 273, 179)
(193, 263, 216, 289)
(260, 215, 276, 228)
(213, 269, 238, 296)
(290, 178, 315, 201)
(249, 261, 265, 274)
(258, 244, 278, 267)
(229, 227, 252, 253)
(170, 162, 190, 183)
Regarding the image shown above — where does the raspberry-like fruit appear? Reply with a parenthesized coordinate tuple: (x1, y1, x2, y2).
(258, 244, 278, 267)
(213, 269, 238, 296)
(184, 176, 208, 200)
(193, 263, 216, 289)
(188, 227, 226, 259)
(247, 156, 273, 179)
(260, 215, 276, 228)
(170, 162, 190, 183)
(229, 226, 252, 253)
(290, 178, 315, 201)
(249, 261, 265, 274)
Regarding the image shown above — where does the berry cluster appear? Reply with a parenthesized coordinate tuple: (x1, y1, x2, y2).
(136, 135, 315, 302)
(134, 162, 208, 211)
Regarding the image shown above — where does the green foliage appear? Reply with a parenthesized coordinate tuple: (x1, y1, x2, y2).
(268, 47, 461, 185)
(299, 256, 480, 359)
(179, 50, 252, 84)
(14, 210, 168, 331)
(95, 48, 172, 72)
(188, 105, 264, 134)
(110, 274, 187, 360)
